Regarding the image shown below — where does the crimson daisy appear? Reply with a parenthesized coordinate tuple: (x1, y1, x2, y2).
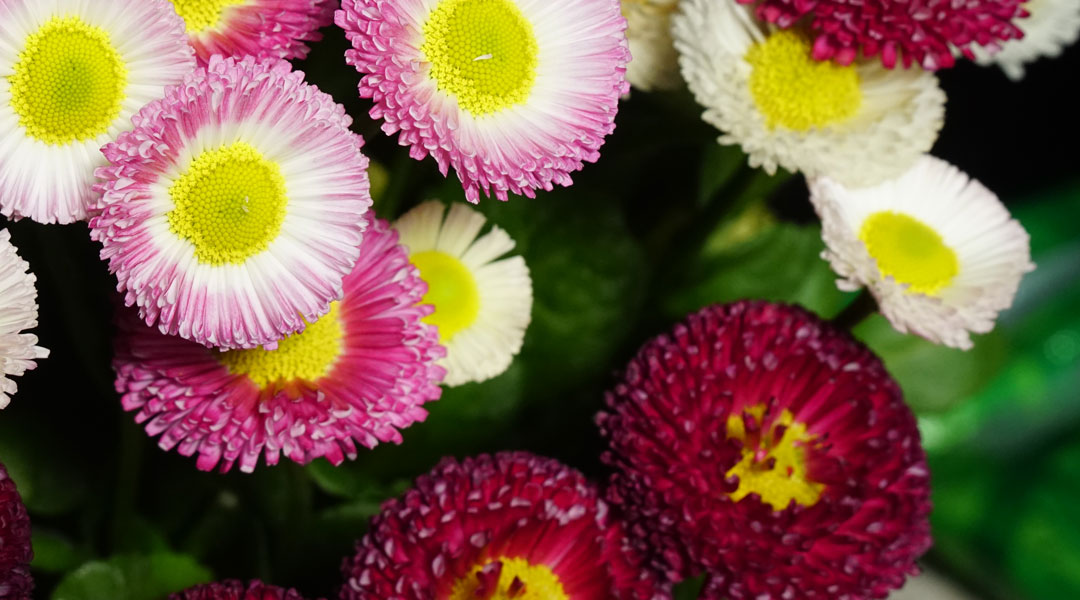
(1, 462, 33, 600)
(169, 580, 321, 599)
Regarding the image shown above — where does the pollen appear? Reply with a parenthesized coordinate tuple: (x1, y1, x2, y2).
(421, 0, 539, 115)
(167, 142, 288, 266)
(449, 557, 569, 600)
(169, 0, 246, 34)
(411, 250, 481, 342)
(219, 303, 344, 388)
(725, 407, 825, 510)
(859, 210, 960, 295)
(745, 30, 861, 132)
(8, 16, 128, 146)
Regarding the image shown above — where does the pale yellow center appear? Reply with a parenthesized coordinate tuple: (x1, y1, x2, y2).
(170, 0, 246, 33)
(448, 558, 569, 600)
(726, 408, 824, 510)
(219, 303, 343, 388)
(859, 211, 959, 295)
(411, 250, 481, 342)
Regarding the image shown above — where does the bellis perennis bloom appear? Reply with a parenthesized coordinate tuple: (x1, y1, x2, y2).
(0, 229, 48, 410)
(974, 0, 1080, 80)
(1, 462, 33, 600)
(169, 580, 322, 600)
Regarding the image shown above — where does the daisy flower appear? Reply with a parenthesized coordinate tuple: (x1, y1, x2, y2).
(90, 55, 371, 350)
(0, 0, 194, 224)
(393, 201, 531, 386)
(113, 217, 445, 473)
(810, 155, 1035, 350)
(736, 0, 1027, 69)
(623, 0, 682, 91)
(974, 0, 1080, 80)
(0, 229, 48, 410)
(336, 0, 631, 202)
(341, 452, 670, 600)
(597, 301, 932, 599)
(166, 0, 337, 65)
(169, 580, 320, 600)
(1, 462, 33, 600)
(673, 0, 945, 188)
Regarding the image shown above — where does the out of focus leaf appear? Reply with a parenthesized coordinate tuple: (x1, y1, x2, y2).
(51, 553, 212, 600)
(0, 416, 89, 516)
(31, 530, 90, 574)
(674, 575, 706, 600)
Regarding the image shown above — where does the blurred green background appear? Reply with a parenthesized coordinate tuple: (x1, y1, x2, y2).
(2, 20, 1079, 600)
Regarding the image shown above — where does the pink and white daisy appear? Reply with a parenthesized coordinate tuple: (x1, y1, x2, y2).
(91, 55, 371, 350)
(113, 216, 445, 473)
(336, 0, 631, 202)
(167, 0, 337, 65)
(0, 0, 194, 224)
(1, 229, 49, 410)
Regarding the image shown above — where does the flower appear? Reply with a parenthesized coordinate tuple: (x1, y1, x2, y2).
(91, 55, 371, 350)
(736, 0, 1027, 70)
(810, 155, 1035, 350)
(166, 0, 337, 65)
(336, 0, 631, 202)
(0, 0, 194, 224)
(0, 229, 48, 410)
(169, 580, 320, 600)
(672, 0, 944, 188)
(623, 0, 683, 91)
(973, 0, 1080, 80)
(113, 216, 445, 473)
(340, 452, 670, 600)
(597, 301, 932, 599)
(393, 201, 531, 386)
(1, 462, 33, 600)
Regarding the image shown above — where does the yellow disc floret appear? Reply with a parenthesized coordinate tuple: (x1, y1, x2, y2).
(449, 557, 569, 600)
(167, 142, 288, 265)
(8, 16, 128, 146)
(859, 211, 959, 295)
(421, 0, 539, 115)
(745, 30, 861, 131)
(411, 250, 481, 342)
(219, 303, 344, 388)
(725, 408, 824, 510)
(169, 0, 246, 34)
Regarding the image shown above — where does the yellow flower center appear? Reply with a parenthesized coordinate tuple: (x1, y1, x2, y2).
(421, 0, 539, 116)
(411, 250, 481, 342)
(219, 303, 344, 388)
(858, 211, 959, 295)
(449, 557, 569, 600)
(725, 408, 824, 510)
(167, 142, 288, 266)
(8, 16, 128, 146)
(169, 0, 246, 33)
(745, 30, 861, 131)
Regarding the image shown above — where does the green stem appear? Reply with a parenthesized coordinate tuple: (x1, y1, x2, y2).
(832, 289, 878, 331)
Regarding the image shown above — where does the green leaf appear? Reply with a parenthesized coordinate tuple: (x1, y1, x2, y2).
(51, 553, 212, 600)
(674, 575, 706, 600)
(31, 530, 90, 574)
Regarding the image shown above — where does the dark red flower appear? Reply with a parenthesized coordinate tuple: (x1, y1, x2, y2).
(1, 462, 32, 600)
(597, 301, 931, 600)
(340, 452, 670, 600)
(738, 0, 1028, 69)
(169, 580, 321, 600)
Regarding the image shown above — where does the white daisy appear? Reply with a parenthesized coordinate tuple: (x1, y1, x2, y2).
(623, 0, 683, 91)
(974, 0, 1080, 80)
(1, 229, 49, 409)
(810, 155, 1035, 350)
(672, 0, 945, 188)
(0, 0, 195, 224)
(393, 200, 532, 386)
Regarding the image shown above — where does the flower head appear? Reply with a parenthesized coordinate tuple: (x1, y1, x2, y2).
(623, 0, 683, 91)
(336, 0, 630, 202)
(341, 452, 670, 600)
(811, 155, 1035, 350)
(597, 301, 931, 599)
(167, 0, 336, 65)
(393, 201, 531, 386)
(0, 0, 194, 224)
(0, 229, 49, 410)
(169, 580, 320, 600)
(91, 55, 371, 350)
(737, 0, 1028, 69)
(973, 0, 1080, 79)
(113, 216, 444, 473)
(1, 462, 33, 600)
(673, 0, 944, 187)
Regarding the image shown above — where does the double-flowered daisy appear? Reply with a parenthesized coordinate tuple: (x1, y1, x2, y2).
(341, 452, 670, 600)
(336, 0, 631, 202)
(166, 0, 336, 65)
(113, 217, 446, 473)
(737, 0, 1027, 70)
(1, 462, 33, 600)
(0, 0, 194, 224)
(393, 201, 531, 386)
(673, 0, 945, 188)
(597, 301, 931, 599)
(91, 55, 371, 350)
(0, 229, 48, 410)
(169, 580, 320, 600)
(623, 0, 682, 91)
(811, 155, 1035, 350)
(974, 0, 1080, 80)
